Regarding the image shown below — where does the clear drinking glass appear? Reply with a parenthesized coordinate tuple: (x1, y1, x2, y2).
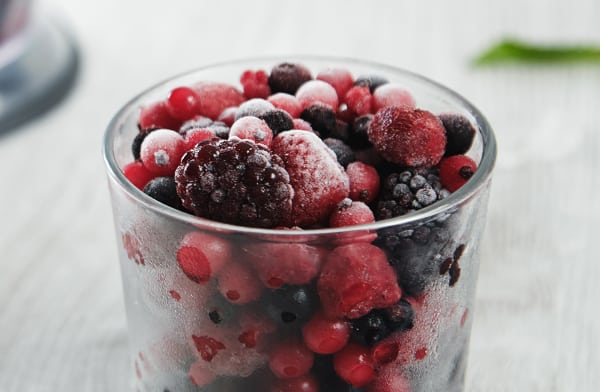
(103, 57, 496, 392)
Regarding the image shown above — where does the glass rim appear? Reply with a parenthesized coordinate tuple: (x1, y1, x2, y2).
(102, 55, 497, 237)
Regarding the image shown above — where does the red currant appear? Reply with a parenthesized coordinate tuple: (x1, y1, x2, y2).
(333, 343, 375, 387)
(302, 310, 350, 354)
(166, 86, 202, 122)
(269, 339, 314, 379)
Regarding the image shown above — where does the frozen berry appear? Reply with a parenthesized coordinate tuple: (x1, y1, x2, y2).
(317, 67, 354, 99)
(235, 98, 275, 120)
(123, 160, 156, 190)
(188, 361, 217, 387)
(346, 161, 380, 203)
(272, 130, 349, 227)
(139, 100, 181, 131)
(132, 128, 156, 160)
(258, 109, 294, 135)
(372, 83, 415, 111)
(176, 231, 232, 284)
(229, 116, 273, 147)
(333, 343, 375, 387)
(299, 104, 337, 138)
(143, 176, 184, 210)
(439, 113, 476, 156)
(175, 138, 293, 228)
(217, 107, 237, 127)
(296, 79, 339, 111)
(139, 129, 186, 176)
(368, 106, 446, 167)
(329, 199, 375, 229)
(302, 311, 350, 354)
(268, 62, 313, 94)
(266, 284, 319, 325)
(318, 243, 401, 319)
(179, 115, 214, 136)
(270, 374, 319, 392)
(349, 310, 390, 347)
(365, 364, 411, 392)
(269, 339, 314, 379)
(381, 298, 414, 332)
(439, 154, 477, 192)
(240, 69, 271, 99)
(207, 121, 231, 139)
(191, 81, 245, 120)
(183, 127, 216, 151)
(217, 261, 262, 304)
(344, 85, 372, 116)
(348, 114, 373, 149)
(267, 92, 303, 118)
(354, 74, 389, 92)
(292, 118, 314, 132)
(166, 86, 202, 122)
(323, 138, 355, 168)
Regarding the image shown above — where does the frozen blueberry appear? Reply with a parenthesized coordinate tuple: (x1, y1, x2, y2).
(439, 113, 476, 156)
(265, 285, 318, 325)
(258, 109, 294, 135)
(354, 74, 389, 93)
(131, 128, 156, 160)
(143, 176, 184, 211)
(323, 138, 355, 167)
(300, 104, 337, 137)
(350, 310, 391, 346)
(348, 114, 373, 149)
(381, 298, 414, 331)
(268, 62, 313, 94)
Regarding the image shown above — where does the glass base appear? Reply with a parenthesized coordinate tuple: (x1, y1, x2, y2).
(0, 13, 79, 133)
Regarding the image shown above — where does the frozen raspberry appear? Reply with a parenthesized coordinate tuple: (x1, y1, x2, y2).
(344, 85, 372, 116)
(183, 127, 216, 151)
(354, 74, 389, 92)
(265, 284, 319, 326)
(269, 339, 314, 379)
(318, 243, 401, 319)
(267, 92, 303, 118)
(439, 113, 476, 156)
(240, 69, 271, 99)
(123, 160, 156, 190)
(143, 176, 184, 210)
(375, 168, 449, 219)
(258, 109, 294, 135)
(138, 100, 181, 131)
(176, 231, 232, 284)
(175, 138, 293, 228)
(217, 261, 262, 304)
(191, 81, 245, 120)
(296, 80, 339, 111)
(372, 83, 416, 111)
(229, 116, 273, 147)
(317, 67, 354, 99)
(235, 98, 275, 120)
(139, 129, 186, 176)
(291, 118, 314, 132)
(333, 343, 375, 387)
(217, 107, 237, 127)
(323, 138, 354, 168)
(348, 114, 373, 149)
(166, 86, 202, 122)
(346, 161, 380, 203)
(439, 154, 477, 192)
(188, 361, 217, 387)
(268, 62, 313, 94)
(244, 240, 327, 288)
(368, 106, 446, 167)
(302, 310, 350, 354)
(270, 374, 319, 392)
(329, 199, 375, 229)
(272, 130, 349, 227)
(299, 104, 337, 138)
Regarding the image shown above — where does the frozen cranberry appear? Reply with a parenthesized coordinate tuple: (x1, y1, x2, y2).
(139, 129, 186, 176)
(344, 85, 372, 116)
(122, 160, 156, 190)
(333, 343, 375, 387)
(439, 154, 477, 192)
(346, 161, 380, 203)
(302, 310, 350, 354)
(166, 86, 202, 122)
(317, 67, 354, 100)
(138, 100, 181, 130)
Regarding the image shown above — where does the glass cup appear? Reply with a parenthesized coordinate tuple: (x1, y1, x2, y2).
(103, 57, 496, 392)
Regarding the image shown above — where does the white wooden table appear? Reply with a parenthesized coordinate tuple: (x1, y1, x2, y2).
(1, 0, 599, 390)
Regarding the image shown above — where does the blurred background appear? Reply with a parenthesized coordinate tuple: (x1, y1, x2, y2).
(0, 0, 598, 390)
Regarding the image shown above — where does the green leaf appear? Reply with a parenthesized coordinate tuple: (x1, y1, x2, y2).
(473, 39, 600, 66)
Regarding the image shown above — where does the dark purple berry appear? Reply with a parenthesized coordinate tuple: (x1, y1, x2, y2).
(439, 113, 476, 156)
(142, 176, 184, 211)
(381, 298, 414, 331)
(350, 310, 390, 346)
(300, 104, 337, 137)
(323, 138, 355, 168)
(131, 128, 156, 160)
(265, 285, 318, 326)
(354, 74, 389, 93)
(178, 116, 213, 136)
(268, 62, 312, 94)
(258, 109, 294, 135)
(174, 138, 293, 228)
(207, 121, 230, 139)
(348, 114, 373, 149)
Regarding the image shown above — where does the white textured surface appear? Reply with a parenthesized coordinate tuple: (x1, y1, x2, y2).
(1, 0, 599, 390)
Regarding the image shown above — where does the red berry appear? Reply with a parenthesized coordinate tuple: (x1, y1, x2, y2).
(184, 127, 216, 151)
(317, 67, 354, 100)
(192, 335, 226, 362)
(329, 199, 375, 228)
(138, 100, 181, 130)
(191, 81, 245, 120)
(372, 83, 416, 111)
(217, 260, 262, 304)
(438, 154, 477, 192)
(166, 86, 202, 122)
(333, 343, 375, 387)
(229, 116, 274, 147)
(240, 69, 271, 99)
(176, 231, 232, 284)
(188, 360, 217, 387)
(269, 339, 314, 379)
(368, 106, 446, 167)
(344, 85, 372, 116)
(291, 118, 314, 132)
(346, 161, 380, 203)
(270, 374, 319, 392)
(139, 129, 186, 176)
(268, 92, 303, 118)
(271, 130, 349, 227)
(122, 160, 156, 190)
(217, 106, 238, 127)
(302, 310, 350, 354)
(296, 80, 339, 111)
(365, 364, 412, 392)
(318, 243, 401, 319)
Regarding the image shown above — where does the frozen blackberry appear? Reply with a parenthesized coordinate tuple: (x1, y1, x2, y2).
(439, 113, 476, 156)
(265, 284, 318, 326)
(350, 310, 390, 347)
(323, 138, 355, 167)
(268, 62, 313, 94)
(143, 176, 184, 211)
(258, 109, 293, 135)
(300, 104, 337, 137)
(348, 114, 373, 149)
(174, 138, 293, 228)
(375, 168, 449, 220)
(354, 74, 389, 93)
